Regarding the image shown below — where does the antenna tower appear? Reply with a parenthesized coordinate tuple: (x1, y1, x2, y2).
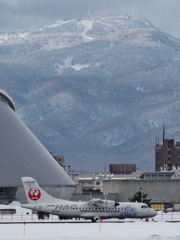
(163, 125, 165, 146)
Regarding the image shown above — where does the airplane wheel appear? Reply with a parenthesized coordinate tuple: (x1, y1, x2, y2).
(37, 212, 44, 220)
(45, 213, 50, 219)
(91, 219, 97, 222)
(37, 212, 49, 220)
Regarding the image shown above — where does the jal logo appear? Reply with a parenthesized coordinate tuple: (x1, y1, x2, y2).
(28, 188, 41, 201)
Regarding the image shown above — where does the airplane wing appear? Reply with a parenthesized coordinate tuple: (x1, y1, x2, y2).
(88, 198, 104, 207)
(88, 198, 119, 208)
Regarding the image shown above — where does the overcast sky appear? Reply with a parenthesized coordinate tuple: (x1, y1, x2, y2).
(0, 0, 180, 38)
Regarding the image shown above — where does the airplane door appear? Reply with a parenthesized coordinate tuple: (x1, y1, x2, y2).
(59, 205, 68, 216)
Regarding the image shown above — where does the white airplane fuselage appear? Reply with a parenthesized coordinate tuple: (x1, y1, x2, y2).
(21, 177, 157, 222)
(22, 200, 156, 220)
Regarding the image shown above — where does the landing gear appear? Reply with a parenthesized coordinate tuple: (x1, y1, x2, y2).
(91, 218, 98, 222)
(37, 212, 49, 220)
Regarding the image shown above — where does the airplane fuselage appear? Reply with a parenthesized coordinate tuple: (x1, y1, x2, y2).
(21, 177, 157, 222)
(22, 200, 156, 220)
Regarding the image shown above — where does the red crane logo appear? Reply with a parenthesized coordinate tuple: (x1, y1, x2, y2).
(28, 188, 41, 201)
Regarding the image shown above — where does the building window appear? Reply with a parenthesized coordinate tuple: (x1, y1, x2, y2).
(0, 188, 7, 196)
(168, 140, 173, 148)
(0, 188, 3, 195)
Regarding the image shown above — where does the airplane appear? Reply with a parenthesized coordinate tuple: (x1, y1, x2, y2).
(21, 177, 157, 222)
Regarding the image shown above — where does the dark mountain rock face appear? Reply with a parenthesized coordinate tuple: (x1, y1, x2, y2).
(1, 15, 180, 172)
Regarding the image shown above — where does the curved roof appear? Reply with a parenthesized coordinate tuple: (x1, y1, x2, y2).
(0, 96, 75, 187)
(0, 89, 15, 111)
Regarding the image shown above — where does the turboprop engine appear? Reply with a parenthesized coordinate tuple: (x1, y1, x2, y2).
(88, 198, 119, 208)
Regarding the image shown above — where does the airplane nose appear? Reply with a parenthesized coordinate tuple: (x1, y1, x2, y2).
(152, 210, 157, 217)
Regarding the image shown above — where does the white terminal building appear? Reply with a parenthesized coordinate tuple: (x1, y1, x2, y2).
(0, 89, 75, 204)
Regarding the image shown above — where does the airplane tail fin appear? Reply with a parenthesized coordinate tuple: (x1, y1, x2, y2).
(21, 177, 60, 204)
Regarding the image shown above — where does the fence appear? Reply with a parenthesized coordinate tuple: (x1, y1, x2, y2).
(0, 211, 180, 222)
(0, 213, 59, 222)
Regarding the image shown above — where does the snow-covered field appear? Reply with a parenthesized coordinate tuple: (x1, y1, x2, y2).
(0, 202, 180, 240)
(1, 220, 180, 240)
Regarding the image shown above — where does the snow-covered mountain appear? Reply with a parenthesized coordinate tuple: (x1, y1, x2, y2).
(1, 15, 180, 172)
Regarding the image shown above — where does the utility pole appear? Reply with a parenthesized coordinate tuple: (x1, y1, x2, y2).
(163, 124, 165, 146)
(140, 187, 143, 203)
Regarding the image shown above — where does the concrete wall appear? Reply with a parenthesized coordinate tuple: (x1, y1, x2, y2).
(103, 180, 180, 203)
(71, 192, 118, 202)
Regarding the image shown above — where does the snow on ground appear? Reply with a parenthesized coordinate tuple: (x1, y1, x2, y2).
(0, 220, 180, 240)
(78, 20, 93, 41)
(56, 55, 90, 75)
(72, 63, 90, 71)
(0, 202, 180, 240)
(48, 20, 67, 28)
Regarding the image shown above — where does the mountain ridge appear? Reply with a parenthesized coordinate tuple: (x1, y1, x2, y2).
(1, 15, 180, 172)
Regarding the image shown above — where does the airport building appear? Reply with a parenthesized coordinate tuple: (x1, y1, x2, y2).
(74, 171, 180, 210)
(0, 89, 75, 204)
(109, 164, 136, 174)
(155, 126, 180, 171)
(155, 138, 180, 171)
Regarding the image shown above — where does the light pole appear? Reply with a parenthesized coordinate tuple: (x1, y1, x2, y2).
(140, 187, 143, 203)
(103, 192, 108, 211)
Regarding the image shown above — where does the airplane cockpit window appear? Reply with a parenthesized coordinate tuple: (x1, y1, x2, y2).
(141, 205, 148, 208)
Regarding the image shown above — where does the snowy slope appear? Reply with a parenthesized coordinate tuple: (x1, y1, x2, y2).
(1, 15, 180, 172)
